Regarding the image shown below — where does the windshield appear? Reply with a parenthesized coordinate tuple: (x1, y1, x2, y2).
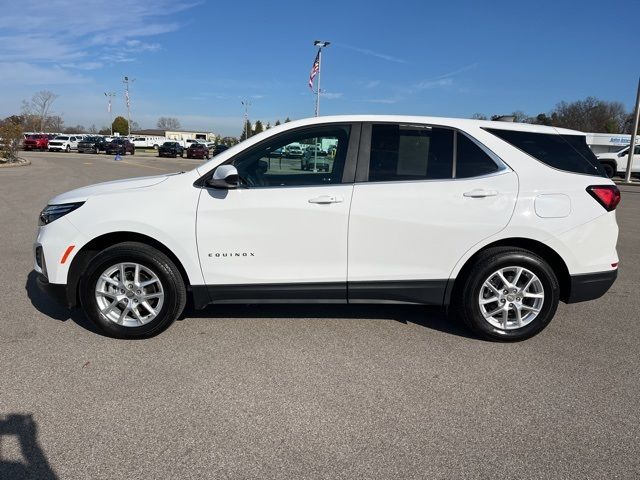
(56, 136, 69, 140)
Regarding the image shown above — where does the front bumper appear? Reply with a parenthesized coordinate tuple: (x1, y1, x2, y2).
(565, 269, 617, 303)
(36, 273, 71, 308)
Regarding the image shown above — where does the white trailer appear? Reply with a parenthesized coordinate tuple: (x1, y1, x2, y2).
(130, 136, 167, 149)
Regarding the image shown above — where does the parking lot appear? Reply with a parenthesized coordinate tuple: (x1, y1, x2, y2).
(1, 150, 639, 479)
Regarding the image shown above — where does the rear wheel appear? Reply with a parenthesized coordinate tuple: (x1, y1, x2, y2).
(451, 247, 559, 341)
(80, 242, 186, 338)
(601, 162, 615, 179)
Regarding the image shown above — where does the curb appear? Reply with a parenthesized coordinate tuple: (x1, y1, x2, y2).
(0, 158, 31, 168)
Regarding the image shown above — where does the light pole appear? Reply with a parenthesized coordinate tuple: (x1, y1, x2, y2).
(241, 100, 251, 140)
(625, 77, 640, 183)
(104, 92, 115, 136)
(313, 40, 330, 117)
(123, 76, 135, 136)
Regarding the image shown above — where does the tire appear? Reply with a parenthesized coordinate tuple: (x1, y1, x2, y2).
(131, 148, 135, 156)
(65, 145, 70, 153)
(601, 162, 615, 179)
(450, 247, 559, 341)
(80, 242, 187, 339)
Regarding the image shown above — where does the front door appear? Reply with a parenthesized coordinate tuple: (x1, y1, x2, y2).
(196, 124, 359, 302)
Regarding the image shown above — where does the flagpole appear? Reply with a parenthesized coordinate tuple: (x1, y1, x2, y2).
(315, 48, 322, 117)
(313, 41, 330, 117)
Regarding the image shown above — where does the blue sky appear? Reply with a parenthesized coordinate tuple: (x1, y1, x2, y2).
(0, 0, 638, 136)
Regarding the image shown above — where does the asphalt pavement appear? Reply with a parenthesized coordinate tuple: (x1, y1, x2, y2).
(1, 151, 638, 479)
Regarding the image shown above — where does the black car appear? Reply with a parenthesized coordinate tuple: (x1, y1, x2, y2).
(105, 138, 135, 155)
(158, 141, 184, 158)
(77, 136, 108, 154)
(211, 144, 229, 156)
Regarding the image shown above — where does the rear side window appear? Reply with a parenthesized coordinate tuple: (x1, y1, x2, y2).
(456, 134, 500, 178)
(486, 128, 604, 176)
(369, 124, 453, 181)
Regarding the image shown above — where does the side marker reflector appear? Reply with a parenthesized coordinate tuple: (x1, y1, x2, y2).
(60, 245, 75, 264)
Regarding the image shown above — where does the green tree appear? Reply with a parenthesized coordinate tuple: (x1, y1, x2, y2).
(239, 119, 252, 141)
(275, 119, 281, 126)
(284, 117, 291, 123)
(253, 120, 264, 135)
(266, 122, 272, 129)
(112, 116, 129, 135)
(0, 119, 24, 163)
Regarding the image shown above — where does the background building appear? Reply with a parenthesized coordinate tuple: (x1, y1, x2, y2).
(132, 129, 218, 142)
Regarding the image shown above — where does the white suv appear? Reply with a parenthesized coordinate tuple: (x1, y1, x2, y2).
(48, 135, 80, 152)
(34, 116, 620, 340)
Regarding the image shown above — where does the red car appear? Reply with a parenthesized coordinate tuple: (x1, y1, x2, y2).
(23, 134, 53, 151)
(186, 143, 210, 159)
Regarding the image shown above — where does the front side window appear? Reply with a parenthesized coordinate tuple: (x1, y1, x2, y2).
(232, 125, 350, 187)
(368, 124, 453, 181)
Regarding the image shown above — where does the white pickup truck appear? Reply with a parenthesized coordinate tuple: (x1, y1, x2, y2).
(597, 144, 640, 178)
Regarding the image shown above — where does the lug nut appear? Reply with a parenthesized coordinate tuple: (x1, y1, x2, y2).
(136, 290, 141, 294)
(509, 303, 513, 307)
(500, 299, 505, 303)
(120, 289, 125, 294)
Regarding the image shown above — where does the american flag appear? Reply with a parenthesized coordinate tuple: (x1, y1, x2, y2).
(124, 89, 130, 108)
(308, 50, 320, 89)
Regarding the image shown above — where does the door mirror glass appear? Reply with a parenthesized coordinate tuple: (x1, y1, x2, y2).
(208, 165, 239, 189)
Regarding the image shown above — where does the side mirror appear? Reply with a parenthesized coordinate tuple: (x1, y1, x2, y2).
(208, 164, 239, 189)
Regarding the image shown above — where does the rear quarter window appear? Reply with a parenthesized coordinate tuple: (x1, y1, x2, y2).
(485, 128, 605, 177)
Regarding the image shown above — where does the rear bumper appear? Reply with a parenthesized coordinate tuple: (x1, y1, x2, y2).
(565, 269, 617, 304)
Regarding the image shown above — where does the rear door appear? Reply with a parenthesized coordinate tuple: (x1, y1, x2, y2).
(347, 123, 518, 304)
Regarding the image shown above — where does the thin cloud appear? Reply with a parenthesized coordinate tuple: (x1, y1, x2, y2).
(0, 62, 89, 85)
(321, 92, 343, 99)
(434, 63, 478, 80)
(365, 98, 398, 104)
(0, 0, 197, 68)
(336, 43, 408, 64)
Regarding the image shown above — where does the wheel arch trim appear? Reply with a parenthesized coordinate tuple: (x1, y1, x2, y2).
(66, 231, 208, 309)
(445, 237, 571, 306)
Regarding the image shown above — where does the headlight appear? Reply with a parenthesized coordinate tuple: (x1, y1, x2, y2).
(39, 202, 84, 226)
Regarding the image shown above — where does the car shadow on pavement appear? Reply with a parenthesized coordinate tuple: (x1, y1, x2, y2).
(0, 414, 58, 480)
(24, 271, 104, 336)
(182, 303, 477, 339)
(25, 270, 475, 339)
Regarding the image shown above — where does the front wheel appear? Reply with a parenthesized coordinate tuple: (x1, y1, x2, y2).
(65, 145, 71, 152)
(451, 247, 559, 341)
(80, 242, 187, 338)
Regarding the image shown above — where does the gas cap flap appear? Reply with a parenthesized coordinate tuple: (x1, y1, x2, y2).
(535, 194, 571, 218)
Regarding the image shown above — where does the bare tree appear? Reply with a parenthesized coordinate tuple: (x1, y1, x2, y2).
(22, 91, 59, 132)
(156, 117, 182, 130)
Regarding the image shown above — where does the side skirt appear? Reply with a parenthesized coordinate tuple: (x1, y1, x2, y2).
(191, 280, 449, 309)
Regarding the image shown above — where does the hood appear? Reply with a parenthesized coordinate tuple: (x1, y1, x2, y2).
(49, 174, 170, 204)
(596, 152, 619, 160)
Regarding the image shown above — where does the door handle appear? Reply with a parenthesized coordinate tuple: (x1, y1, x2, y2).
(463, 189, 498, 198)
(308, 195, 343, 204)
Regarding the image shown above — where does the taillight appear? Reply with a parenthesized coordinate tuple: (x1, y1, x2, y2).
(586, 185, 621, 212)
